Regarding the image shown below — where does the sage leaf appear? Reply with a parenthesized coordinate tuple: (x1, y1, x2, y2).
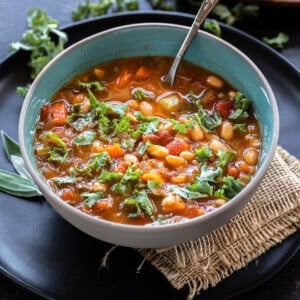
(1, 131, 32, 179)
(0, 170, 42, 197)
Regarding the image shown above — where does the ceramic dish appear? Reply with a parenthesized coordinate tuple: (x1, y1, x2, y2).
(19, 23, 279, 248)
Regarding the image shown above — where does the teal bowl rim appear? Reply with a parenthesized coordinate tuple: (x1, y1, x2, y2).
(19, 23, 279, 235)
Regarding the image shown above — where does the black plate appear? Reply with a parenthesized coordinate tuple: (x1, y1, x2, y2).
(0, 12, 299, 300)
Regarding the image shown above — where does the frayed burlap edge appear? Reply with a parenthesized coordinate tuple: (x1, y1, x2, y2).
(138, 146, 300, 299)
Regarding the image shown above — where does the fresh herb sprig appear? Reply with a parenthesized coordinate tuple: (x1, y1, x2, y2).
(0, 131, 41, 198)
(10, 9, 68, 95)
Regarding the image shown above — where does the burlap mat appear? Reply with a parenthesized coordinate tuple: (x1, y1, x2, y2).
(138, 146, 300, 299)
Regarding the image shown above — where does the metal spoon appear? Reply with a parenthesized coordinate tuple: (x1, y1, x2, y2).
(165, 0, 219, 86)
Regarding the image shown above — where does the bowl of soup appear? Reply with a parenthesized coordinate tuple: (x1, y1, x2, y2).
(19, 23, 279, 248)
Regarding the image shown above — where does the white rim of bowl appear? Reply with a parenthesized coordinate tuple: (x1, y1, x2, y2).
(19, 23, 279, 234)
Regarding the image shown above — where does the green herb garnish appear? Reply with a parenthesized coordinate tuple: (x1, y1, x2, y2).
(263, 32, 289, 49)
(41, 132, 69, 163)
(123, 190, 155, 219)
(194, 146, 213, 164)
(169, 118, 195, 134)
(203, 19, 222, 37)
(10, 8, 67, 91)
(77, 80, 105, 92)
(98, 170, 123, 182)
(74, 130, 97, 145)
(215, 176, 242, 199)
(81, 191, 105, 208)
(217, 149, 235, 168)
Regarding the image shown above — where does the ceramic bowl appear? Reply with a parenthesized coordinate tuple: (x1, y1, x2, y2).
(19, 23, 279, 248)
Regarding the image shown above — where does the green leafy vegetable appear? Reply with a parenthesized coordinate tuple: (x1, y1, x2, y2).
(77, 80, 105, 92)
(137, 140, 153, 155)
(134, 89, 148, 100)
(110, 103, 127, 117)
(170, 185, 207, 200)
(81, 191, 104, 208)
(215, 176, 242, 199)
(41, 132, 69, 163)
(0, 132, 41, 197)
(194, 110, 222, 132)
(233, 123, 247, 133)
(135, 112, 158, 122)
(112, 165, 142, 194)
(132, 114, 160, 138)
(0, 170, 42, 197)
(149, 0, 174, 10)
(263, 32, 289, 49)
(72, 0, 141, 21)
(74, 130, 97, 145)
(10, 9, 67, 80)
(123, 190, 155, 218)
(16, 84, 31, 97)
(1, 131, 31, 179)
(112, 117, 131, 135)
(98, 170, 123, 182)
(194, 146, 213, 164)
(76, 152, 111, 176)
(229, 91, 250, 121)
(198, 164, 223, 182)
(147, 180, 161, 193)
(52, 176, 76, 185)
(217, 149, 235, 168)
(213, 3, 259, 25)
(120, 136, 136, 151)
(168, 118, 195, 134)
(203, 19, 222, 37)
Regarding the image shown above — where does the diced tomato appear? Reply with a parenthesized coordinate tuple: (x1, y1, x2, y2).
(166, 141, 190, 156)
(214, 100, 234, 119)
(143, 130, 174, 146)
(115, 160, 130, 173)
(156, 130, 174, 146)
(135, 66, 151, 80)
(143, 135, 160, 145)
(116, 68, 131, 89)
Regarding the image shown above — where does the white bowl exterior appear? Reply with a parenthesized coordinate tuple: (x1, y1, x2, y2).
(19, 23, 279, 248)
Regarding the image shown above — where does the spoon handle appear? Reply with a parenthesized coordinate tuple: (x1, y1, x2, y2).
(165, 0, 219, 86)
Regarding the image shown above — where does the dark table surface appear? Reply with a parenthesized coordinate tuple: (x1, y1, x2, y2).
(0, 0, 299, 299)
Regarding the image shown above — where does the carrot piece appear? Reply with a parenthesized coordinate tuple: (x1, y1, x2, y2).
(104, 144, 125, 158)
(141, 172, 164, 183)
(94, 68, 105, 79)
(40, 105, 52, 123)
(51, 103, 67, 125)
(60, 189, 78, 202)
(94, 200, 112, 211)
(116, 68, 131, 89)
(135, 66, 150, 80)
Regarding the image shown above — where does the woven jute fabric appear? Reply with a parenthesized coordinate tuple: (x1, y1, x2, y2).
(139, 146, 300, 299)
